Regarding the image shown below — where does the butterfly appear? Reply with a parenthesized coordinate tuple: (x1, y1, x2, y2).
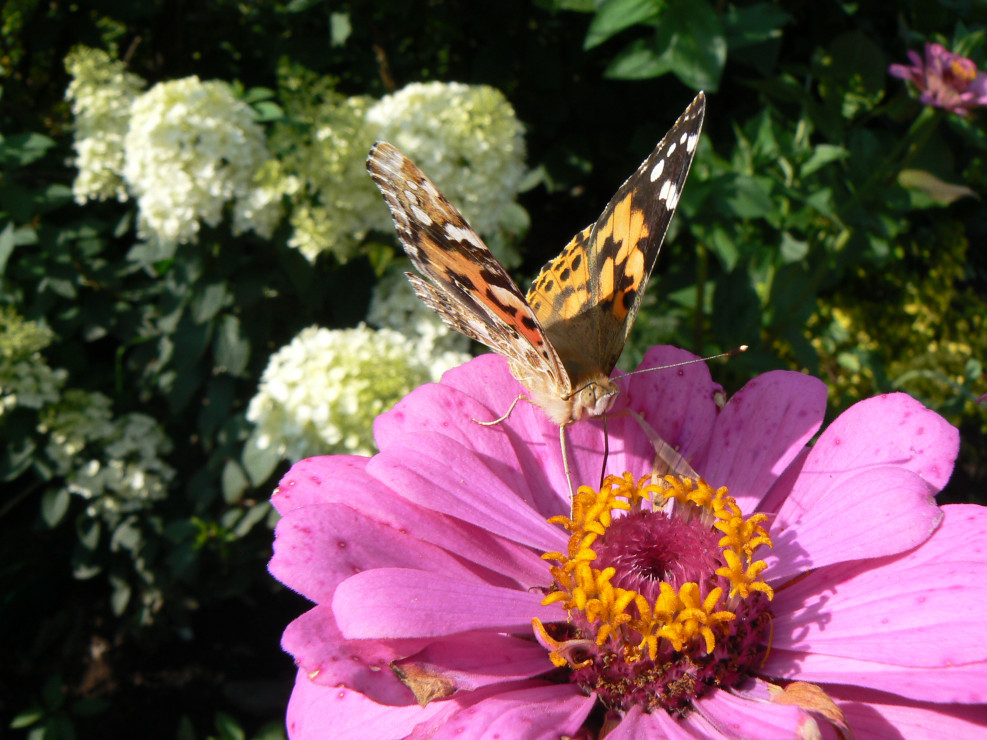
(367, 92, 705, 485)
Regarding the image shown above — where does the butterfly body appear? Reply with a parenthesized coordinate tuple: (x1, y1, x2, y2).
(367, 92, 705, 430)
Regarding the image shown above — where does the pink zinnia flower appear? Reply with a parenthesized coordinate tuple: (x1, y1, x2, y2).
(889, 42, 987, 116)
(269, 347, 987, 738)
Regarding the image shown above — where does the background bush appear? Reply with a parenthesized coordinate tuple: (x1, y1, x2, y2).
(2, 1, 985, 737)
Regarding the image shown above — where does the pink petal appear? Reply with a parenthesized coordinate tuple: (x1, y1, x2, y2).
(615, 345, 720, 462)
(275, 456, 549, 588)
(392, 632, 555, 692)
(767, 465, 943, 582)
(770, 505, 987, 670)
(270, 503, 498, 604)
(281, 605, 423, 705)
(271, 454, 368, 514)
(692, 370, 826, 512)
(373, 379, 566, 518)
(833, 685, 987, 739)
(333, 568, 563, 639)
(695, 687, 807, 739)
(788, 393, 959, 499)
(436, 355, 578, 498)
(285, 670, 444, 740)
(607, 704, 716, 739)
(438, 354, 527, 420)
(423, 683, 595, 740)
(367, 432, 567, 551)
(765, 648, 987, 705)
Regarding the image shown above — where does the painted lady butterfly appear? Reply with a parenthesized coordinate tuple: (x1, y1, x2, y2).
(367, 92, 705, 441)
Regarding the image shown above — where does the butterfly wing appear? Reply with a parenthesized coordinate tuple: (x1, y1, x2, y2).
(367, 141, 572, 400)
(527, 92, 706, 382)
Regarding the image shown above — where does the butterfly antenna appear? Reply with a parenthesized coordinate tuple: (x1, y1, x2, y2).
(616, 345, 748, 381)
(600, 414, 610, 489)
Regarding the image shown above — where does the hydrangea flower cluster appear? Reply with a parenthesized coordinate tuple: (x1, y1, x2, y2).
(123, 76, 282, 246)
(64, 46, 146, 204)
(367, 269, 472, 373)
(247, 324, 455, 460)
(0, 308, 67, 419)
(39, 390, 175, 518)
(890, 42, 987, 116)
(367, 82, 528, 266)
(266, 91, 386, 262)
(269, 348, 987, 739)
(65, 50, 528, 265)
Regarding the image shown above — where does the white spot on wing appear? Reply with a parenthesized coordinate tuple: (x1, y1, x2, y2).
(421, 179, 440, 199)
(667, 142, 677, 156)
(680, 132, 688, 144)
(666, 183, 679, 208)
(444, 223, 482, 247)
(659, 179, 671, 201)
(411, 205, 432, 226)
(488, 284, 519, 307)
(650, 159, 665, 183)
(687, 133, 698, 152)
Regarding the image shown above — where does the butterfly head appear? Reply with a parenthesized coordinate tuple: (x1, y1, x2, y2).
(567, 373, 619, 422)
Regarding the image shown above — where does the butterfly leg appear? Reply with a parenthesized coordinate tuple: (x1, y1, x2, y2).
(472, 394, 532, 426)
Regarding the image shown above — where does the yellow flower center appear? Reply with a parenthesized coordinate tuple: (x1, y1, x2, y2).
(536, 472, 773, 669)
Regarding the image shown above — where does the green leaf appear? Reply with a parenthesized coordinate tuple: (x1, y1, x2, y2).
(0, 221, 15, 274)
(40, 488, 71, 528)
(584, 0, 662, 50)
(70, 549, 102, 580)
(222, 459, 250, 504)
(898, 169, 979, 206)
(705, 223, 740, 271)
(110, 517, 143, 553)
(552, 0, 597, 11)
(603, 38, 671, 80)
(1, 432, 36, 481)
(11, 706, 44, 728)
(251, 101, 283, 122)
(192, 281, 229, 324)
(330, 12, 352, 46)
(75, 516, 101, 550)
(250, 721, 288, 740)
(801, 144, 848, 177)
(242, 428, 283, 487)
(719, 174, 776, 218)
(0, 132, 56, 167)
(214, 712, 246, 740)
(723, 3, 791, 50)
(233, 501, 271, 538)
(606, 0, 725, 90)
(215, 315, 250, 376)
(109, 575, 132, 616)
(779, 232, 809, 263)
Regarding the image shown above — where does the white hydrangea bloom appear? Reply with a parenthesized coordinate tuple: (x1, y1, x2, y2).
(123, 76, 282, 246)
(367, 269, 472, 377)
(40, 390, 175, 518)
(0, 309, 67, 418)
(366, 81, 529, 265)
(270, 93, 388, 262)
(246, 325, 433, 460)
(65, 46, 146, 204)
